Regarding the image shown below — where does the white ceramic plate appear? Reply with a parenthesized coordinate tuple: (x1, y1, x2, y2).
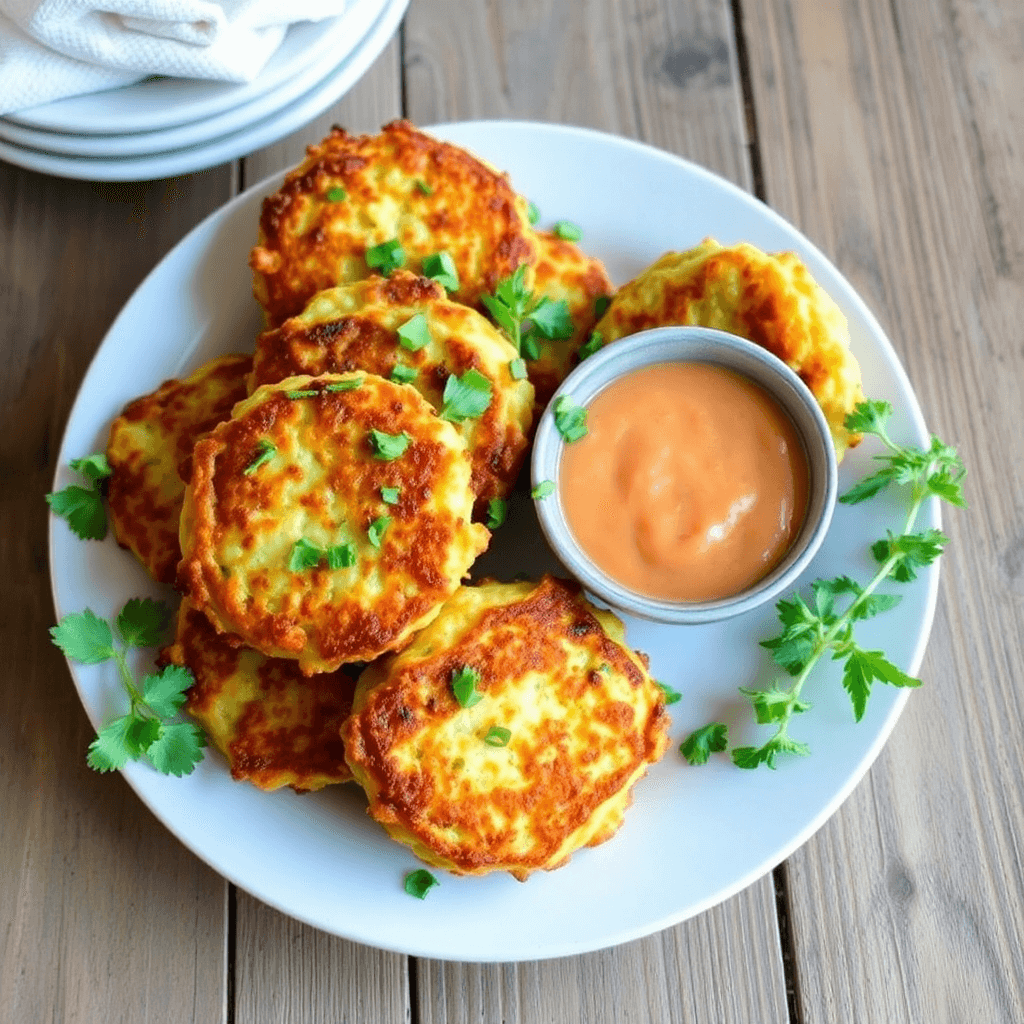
(5, 0, 382, 135)
(0, 0, 407, 181)
(0, 0, 387, 158)
(49, 122, 940, 962)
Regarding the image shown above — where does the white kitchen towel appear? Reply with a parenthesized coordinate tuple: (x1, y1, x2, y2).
(0, 0, 348, 114)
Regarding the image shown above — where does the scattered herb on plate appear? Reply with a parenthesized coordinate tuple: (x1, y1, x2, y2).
(680, 400, 966, 769)
(46, 453, 112, 540)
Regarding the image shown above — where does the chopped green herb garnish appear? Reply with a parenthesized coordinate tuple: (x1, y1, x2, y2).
(415, 179, 433, 196)
(528, 297, 574, 340)
(51, 599, 204, 776)
(486, 497, 507, 530)
(367, 515, 391, 548)
(46, 452, 112, 541)
(390, 364, 417, 384)
(325, 378, 363, 392)
(451, 665, 483, 708)
(397, 313, 431, 352)
(531, 480, 555, 499)
(484, 725, 511, 747)
(681, 399, 966, 770)
(404, 869, 439, 899)
(365, 238, 406, 276)
(243, 439, 276, 475)
(288, 538, 324, 572)
(521, 332, 541, 361)
(327, 186, 347, 202)
(553, 220, 582, 241)
(440, 368, 493, 422)
(656, 681, 682, 705)
(509, 357, 528, 380)
(527, 201, 540, 225)
(554, 394, 588, 443)
(577, 331, 604, 361)
(422, 251, 460, 292)
(679, 722, 729, 766)
(368, 430, 411, 460)
(594, 295, 611, 319)
(327, 543, 356, 569)
(286, 388, 319, 399)
(381, 486, 401, 505)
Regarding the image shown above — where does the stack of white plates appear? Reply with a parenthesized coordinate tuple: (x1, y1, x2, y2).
(0, 0, 408, 181)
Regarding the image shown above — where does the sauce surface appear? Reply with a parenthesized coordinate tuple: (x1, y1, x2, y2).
(559, 362, 809, 602)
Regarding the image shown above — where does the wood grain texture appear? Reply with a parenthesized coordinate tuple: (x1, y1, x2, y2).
(742, 0, 1024, 1019)
(0, 165, 234, 1022)
(402, 1, 787, 1018)
(403, 0, 752, 188)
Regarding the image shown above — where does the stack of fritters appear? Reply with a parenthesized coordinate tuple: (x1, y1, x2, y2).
(102, 121, 669, 880)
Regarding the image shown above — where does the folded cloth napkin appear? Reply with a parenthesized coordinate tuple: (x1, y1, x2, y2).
(0, 0, 349, 114)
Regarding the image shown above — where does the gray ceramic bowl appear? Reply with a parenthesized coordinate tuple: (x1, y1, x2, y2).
(531, 326, 838, 624)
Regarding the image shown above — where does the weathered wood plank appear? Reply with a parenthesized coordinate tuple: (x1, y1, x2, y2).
(231, 41, 410, 1024)
(403, 0, 787, 1018)
(0, 165, 234, 1022)
(743, 0, 1024, 1019)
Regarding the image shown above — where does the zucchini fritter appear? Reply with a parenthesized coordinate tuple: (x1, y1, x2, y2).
(106, 354, 252, 584)
(250, 271, 535, 516)
(178, 372, 489, 674)
(594, 238, 865, 458)
(162, 600, 356, 792)
(343, 576, 670, 880)
(526, 229, 613, 408)
(250, 121, 539, 327)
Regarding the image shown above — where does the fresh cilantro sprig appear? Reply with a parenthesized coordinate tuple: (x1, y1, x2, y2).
(681, 400, 965, 770)
(50, 599, 205, 776)
(46, 453, 112, 540)
(481, 265, 573, 358)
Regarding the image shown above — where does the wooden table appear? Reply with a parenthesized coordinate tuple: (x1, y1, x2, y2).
(3, 1, 1022, 1019)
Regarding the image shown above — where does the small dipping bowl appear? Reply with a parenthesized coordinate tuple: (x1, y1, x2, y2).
(531, 326, 838, 625)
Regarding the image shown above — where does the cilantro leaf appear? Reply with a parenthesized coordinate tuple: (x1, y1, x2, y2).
(326, 186, 347, 202)
(527, 201, 540, 225)
(594, 295, 611, 319)
(422, 251, 460, 292)
(87, 715, 137, 772)
(440, 369, 493, 422)
(116, 597, 172, 648)
(655, 681, 682, 705)
(553, 394, 588, 442)
(69, 453, 111, 483)
(368, 430, 411, 461)
(397, 313, 431, 351)
(451, 666, 483, 708)
(289, 538, 324, 571)
(146, 722, 206, 777)
(51, 609, 114, 664)
(486, 498, 507, 530)
(365, 238, 405, 276)
(577, 332, 604, 361)
(553, 220, 582, 241)
(844, 400, 892, 436)
(404, 868, 439, 899)
(381, 486, 401, 505)
(528, 297, 574, 340)
(46, 484, 107, 540)
(531, 480, 555, 499)
(327, 542, 356, 569)
(141, 664, 193, 718)
(390, 364, 417, 384)
(680, 722, 728, 765)
(367, 516, 391, 549)
(508, 357, 528, 381)
(739, 686, 810, 725)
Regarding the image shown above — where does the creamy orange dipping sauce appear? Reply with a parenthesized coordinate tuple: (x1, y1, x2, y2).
(559, 362, 809, 602)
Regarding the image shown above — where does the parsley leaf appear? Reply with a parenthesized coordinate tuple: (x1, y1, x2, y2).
(577, 332, 604, 361)
(422, 251, 460, 292)
(381, 486, 401, 505)
(404, 869, 439, 899)
(87, 715, 138, 772)
(397, 313, 431, 351)
(327, 542, 356, 569)
(655, 681, 682, 706)
(685, 400, 964, 769)
(369, 430, 410, 461)
(440, 369, 493, 422)
(594, 295, 611, 319)
(146, 722, 206, 777)
(390, 364, 417, 384)
(553, 394, 588, 442)
(553, 220, 582, 241)
(527, 201, 540, 225)
(47, 453, 113, 541)
(531, 480, 555, 499)
(327, 186, 347, 202)
(528, 298, 574, 340)
(679, 722, 728, 765)
(116, 597, 172, 648)
(367, 515, 391, 549)
(365, 238, 406, 276)
(451, 666, 483, 708)
(288, 538, 324, 571)
(508, 357, 528, 380)
(51, 609, 114, 663)
(486, 498, 507, 530)
(141, 664, 193, 718)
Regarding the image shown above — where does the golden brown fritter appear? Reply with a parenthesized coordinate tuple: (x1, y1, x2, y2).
(250, 121, 539, 327)
(178, 372, 489, 674)
(106, 354, 252, 584)
(343, 576, 670, 880)
(525, 229, 613, 408)
(594, 238, 865, 458)
(161, 600, 356, 792)
(249, 271, 535, 517)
